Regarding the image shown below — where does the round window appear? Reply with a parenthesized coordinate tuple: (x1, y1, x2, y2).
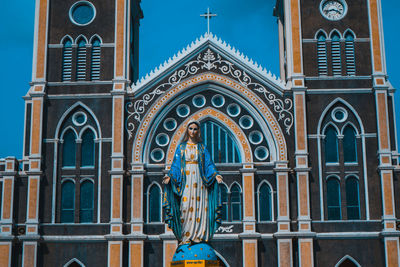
(254, 146, 269, 161)
(69, 1, 96, 26)
(331, 107, 348, 123)
(151, 148, 165, 162)
(227, 103, 241, 117)
(176, 104, 190, 118)
(72, 111, 87, 126)
(249, 131, 263, 145)
(211, 94, 225, 108)
(155, 133, 170, 147)
(239, 115, 254, 130)
(192, 94, 206, 108)
(163, 118, 177, 131)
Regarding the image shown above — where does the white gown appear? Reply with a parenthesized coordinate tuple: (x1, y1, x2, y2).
(180, 143, 210, 244)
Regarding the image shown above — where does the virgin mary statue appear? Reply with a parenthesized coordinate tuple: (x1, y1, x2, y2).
(163, 120, 223, 245)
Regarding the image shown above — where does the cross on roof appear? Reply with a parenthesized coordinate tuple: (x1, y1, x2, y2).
(200, 8, 217, 35)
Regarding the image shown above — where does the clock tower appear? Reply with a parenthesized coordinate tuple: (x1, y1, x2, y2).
(275, 0, 399, 266)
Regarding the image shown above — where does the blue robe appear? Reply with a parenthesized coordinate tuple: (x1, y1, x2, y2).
(163, 142, 222, 242)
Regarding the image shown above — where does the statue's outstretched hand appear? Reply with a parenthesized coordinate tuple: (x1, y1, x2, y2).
(216, 175, 223, 184)
(163, 175, 170, 184)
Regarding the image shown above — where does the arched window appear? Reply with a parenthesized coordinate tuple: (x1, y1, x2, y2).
(336, 256, 361, 267)
(62, 38, 73, 81)
(148, 184, 161, 222)
(79, 180, 94, 223)
(61, 180, 75, 223)
(345, 32, 356, 76)
(343, 126, 357, 163)
(230, 184, 242, 221)
(258, 183, 272, 221)
(317, 32, 328, 76)
(90, 37, 101, 80)
(62, 130, 77, 167)
(331, 33, 342, 76)
(327, 177, 341, 220)
(324, 126, 339, 163)
(220, 184, 228, 221)
(345, 177, 360, 220)
(201, 120, 241, 163)
(76, 38, 87, 80)
(81, 129, 95, 167)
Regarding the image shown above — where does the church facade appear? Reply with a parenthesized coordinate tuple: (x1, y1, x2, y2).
(0, 0, 399, 266)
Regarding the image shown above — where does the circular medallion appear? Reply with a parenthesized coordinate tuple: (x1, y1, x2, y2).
(176, 104, 190, 118)
(72, 111, 87, 126)
(320, 0, 347, 21)
(211, 94, 225, 108)
(254, 146, 269, 161)
(249, 131, 263, 145)
(331, 107, 348, 123)
(163, 118, 177, 131)
(155, 133, 170, 147)
(69, 1, 96, 26)
(192, 94, 206, 108)
(151, 148, 165, 162)
(226, 103, 241, 117)
(239, 115, 254, 130)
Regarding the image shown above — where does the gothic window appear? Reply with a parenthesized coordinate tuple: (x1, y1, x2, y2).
(81, 129, 95, 167)
(258, 182, 272, 221)
(61, 180, 75, 223)
(327, 177, 341, 220)
(201, 120, 241, 163)
(345, 176, 360, 220)
(148, 183, 162, 222)
(317, 32, 328, 76)
(79, 180, 94, 223)
(76, 38, 87, 80)
(331, 32, 342, 76)
(343, 126, 357, 163)
(58, 108, 99, 223)
(220, 184, 229, 221)
(62, 129, 77, 167)
(90, 37, 101, 80)
(345, 32, 356, 76)
(324, 126, 339, 163)
(62, 38, 73, 81)
(336, 256, 360, 267)
(230, 183, 242, 221)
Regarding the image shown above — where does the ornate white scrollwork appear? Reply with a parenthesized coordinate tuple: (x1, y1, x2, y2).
(126, 49, 294, 138)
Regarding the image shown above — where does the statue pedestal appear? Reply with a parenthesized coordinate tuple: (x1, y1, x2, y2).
(171, 260, 220, 266)
(171, 243, 221, 267)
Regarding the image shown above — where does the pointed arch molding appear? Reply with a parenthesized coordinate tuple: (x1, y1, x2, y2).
(130, 73, 288, 163)
(165, 107, 253, 164)
(126, 47, 293, 134)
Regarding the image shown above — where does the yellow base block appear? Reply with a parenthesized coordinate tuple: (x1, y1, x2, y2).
(171, 260, 221, 267)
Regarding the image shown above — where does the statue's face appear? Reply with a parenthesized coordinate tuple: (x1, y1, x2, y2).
(187, 123, 199, 140)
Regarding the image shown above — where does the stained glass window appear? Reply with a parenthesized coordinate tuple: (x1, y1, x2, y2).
(259, 183, 272, 221)
(230, 184, 242, 221)
(346, 177, 360, 220)
(149, 184, 161, 222)
(327, 177, 341, 220)
(61, 180, 75, 223)
(343, 126, 357, 163)
(324, 126, 339, 163)
(62, 130, 76, 167)
(81, 130, 95, 167)
(201, 120, 241, 163)
(79, 180, 94, 223)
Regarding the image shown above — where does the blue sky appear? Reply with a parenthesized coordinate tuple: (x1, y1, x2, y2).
(0, 0, 399, 158)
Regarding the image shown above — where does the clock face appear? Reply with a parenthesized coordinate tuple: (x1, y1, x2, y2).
(320, 0, 347, 21)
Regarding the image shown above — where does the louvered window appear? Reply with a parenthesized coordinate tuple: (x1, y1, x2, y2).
(76, 39, 87, 80)
(90, 38, 101, 80)
(317, 33, 328, 76)
(331, 33, 342, 76)
(62, 39, 73, 81)
(345, 33, 356, 76)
